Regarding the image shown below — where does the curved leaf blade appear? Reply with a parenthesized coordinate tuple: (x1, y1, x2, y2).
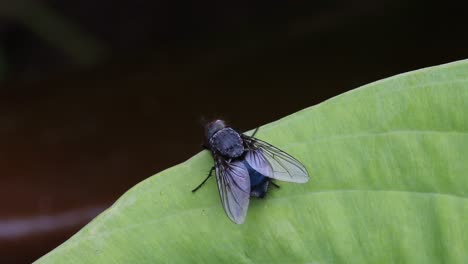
(37, 60, 468, 263)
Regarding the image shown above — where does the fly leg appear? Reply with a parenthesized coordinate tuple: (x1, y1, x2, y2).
(270, 181, 280, 188)
(192, 166, 215, 192)
(201, 143, 210, 150)
(250, 127, 259, 137)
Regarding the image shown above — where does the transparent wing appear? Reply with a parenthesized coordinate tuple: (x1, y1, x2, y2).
(215, 159, 251, 224)
(243, 136, 309, 183)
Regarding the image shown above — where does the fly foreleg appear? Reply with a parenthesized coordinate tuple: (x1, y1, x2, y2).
(192, 166, 215, 192)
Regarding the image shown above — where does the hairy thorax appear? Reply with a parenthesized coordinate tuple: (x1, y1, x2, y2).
(209, 128, 244, 158)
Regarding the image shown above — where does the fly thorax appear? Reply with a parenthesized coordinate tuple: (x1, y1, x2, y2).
(210, 128, 244, 158)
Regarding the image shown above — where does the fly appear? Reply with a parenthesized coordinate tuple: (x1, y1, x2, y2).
(192, 119, 309, 224)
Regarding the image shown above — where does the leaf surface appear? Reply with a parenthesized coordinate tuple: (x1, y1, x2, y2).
(37, 60, 468, 263)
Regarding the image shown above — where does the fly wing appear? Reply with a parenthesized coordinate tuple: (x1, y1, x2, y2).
(215, 159, 251, 224)
(243, 136, 309, 183)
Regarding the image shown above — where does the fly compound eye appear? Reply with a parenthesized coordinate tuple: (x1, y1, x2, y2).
(205, 120, 227, 140)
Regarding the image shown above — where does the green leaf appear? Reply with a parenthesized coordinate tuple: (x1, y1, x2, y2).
(36, 60, 468, 263)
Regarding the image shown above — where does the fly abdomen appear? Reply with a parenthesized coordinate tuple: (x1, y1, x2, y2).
(243, 160, 270, 198)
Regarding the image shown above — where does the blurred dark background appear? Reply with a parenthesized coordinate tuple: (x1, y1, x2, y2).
(0, 0, 466, 262)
